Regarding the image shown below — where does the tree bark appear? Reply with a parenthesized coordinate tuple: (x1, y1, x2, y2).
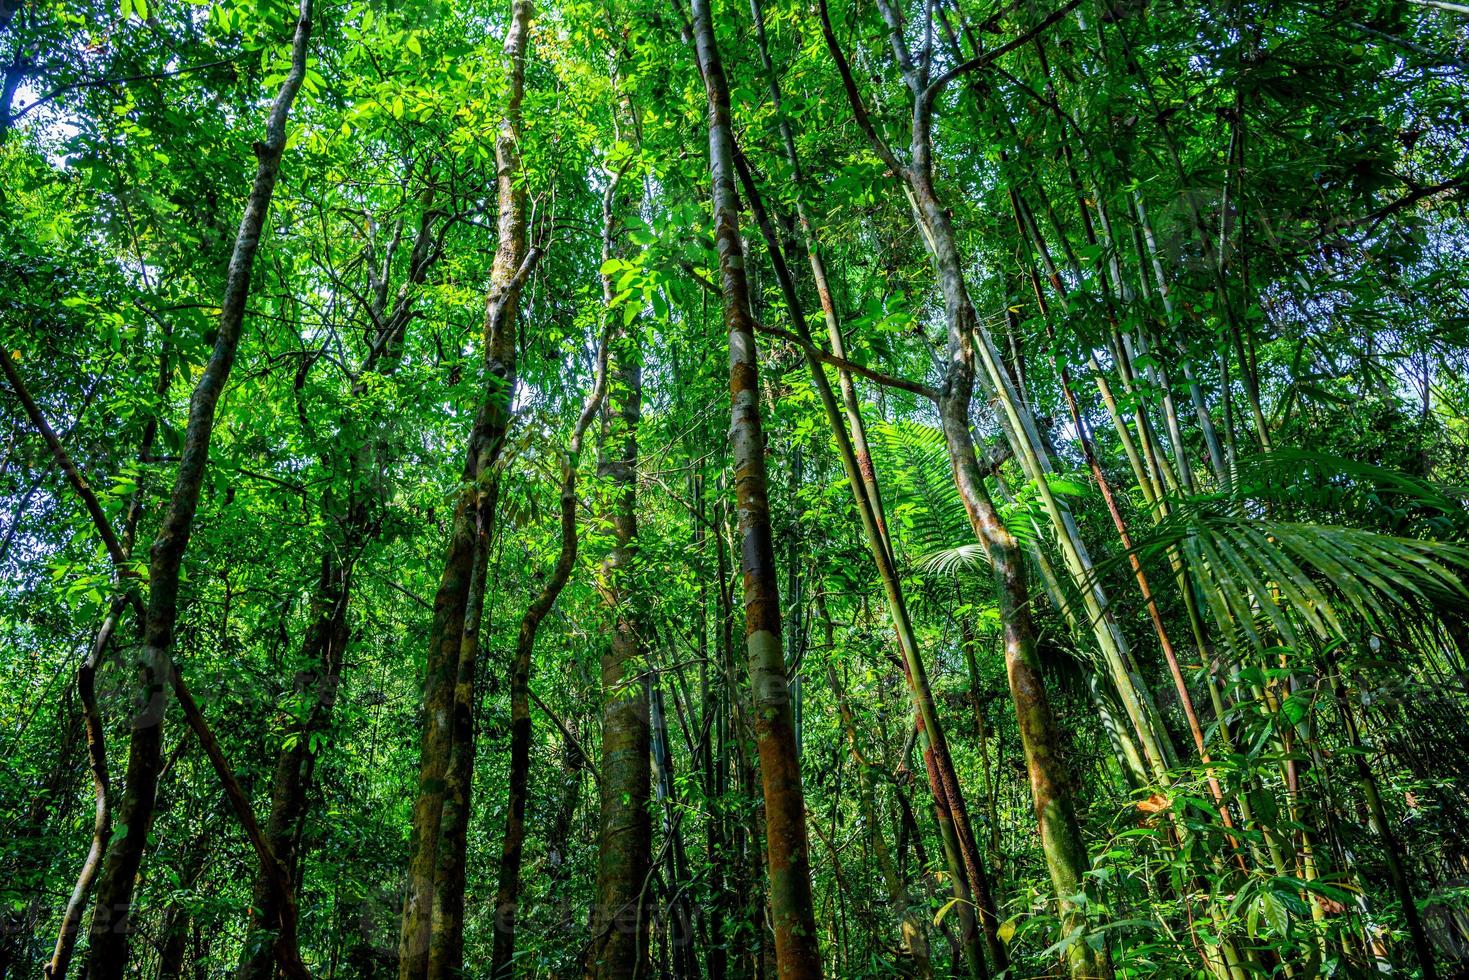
(585, 320, 651, 977)
(929, 177, 1113, 980)
(397, 4, 535, 977)
(812, 3, 1111, 972)
(689, 1, 821, 977)
(82, 4, 313, 975)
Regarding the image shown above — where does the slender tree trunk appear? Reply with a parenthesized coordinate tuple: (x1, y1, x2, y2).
(651, 675, 700, 980)
(492, 308, 612, 980)
(1330, 658, 1438, 979)
(236, 554, 349, 980)
(238, 175, 439, 980)
(83, 6, 313, 975)
(47, 607, 121, 980)
(730, 9, 1003, 970)
(713, 492, 754, 980)
(935, 329, 1112, 979)
(820, 608, 932, 980)
(690, 1, 821, 976)
(398, 4, 535, 977)
(886, 48, 1113, 971)
(585, 321, 651, 978)
(5, 138, 174, 980)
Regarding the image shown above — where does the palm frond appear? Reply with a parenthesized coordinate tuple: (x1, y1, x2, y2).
(1226, 449, 1469, 538)
(1122, 504, 1469, 659)
(916, 542, 990, 577)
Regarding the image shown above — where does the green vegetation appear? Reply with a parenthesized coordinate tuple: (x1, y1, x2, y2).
(2, 0, 1467, 976)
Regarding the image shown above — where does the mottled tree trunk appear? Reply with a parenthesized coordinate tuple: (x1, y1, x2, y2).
(926, 185, 1112, 979)
(735, 4, 1004, 969)
(586, 324, 651, 978)
(398, 488, 480, 980)
(398, 4, 535, 978)
(813, 2, 1113, 969)
(690, 1, 821, 977)
(83, 5, 313, 975)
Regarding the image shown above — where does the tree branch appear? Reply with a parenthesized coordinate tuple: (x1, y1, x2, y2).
(678, 262, 938, 400)
(922, 0, 1085, 106)
(11, 58, 243, 124)
(0, 348, 131, 572)
(527, 686, 600, 785)
(816, 0, 906, 175)
(171, 671, 311, 979)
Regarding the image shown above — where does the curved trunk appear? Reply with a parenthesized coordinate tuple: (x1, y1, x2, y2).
(731, 8, 997, 969)
(939, 357, 1113, 980)
(917, 160, 1112, 977)
(492, 314, 611, 980)
(83, 6, 314, 974)
(47, 608, 119, 980)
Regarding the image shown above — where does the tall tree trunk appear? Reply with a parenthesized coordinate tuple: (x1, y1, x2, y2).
(82, 5, 313, 975)
(925, 173, 1113, 980)
(690, 2, 821, 977)
(491, 300, 612, 980)
(11, 123, 174, 980)
(235, 553, 349, 980)
(398, 4, 535, 977)
(585, 322, 651, 977)
(727, 9, 1001, 970)
(814, 4, 1113, 968)
(238, 175, 440, 980)
(712, 493, 753, 980)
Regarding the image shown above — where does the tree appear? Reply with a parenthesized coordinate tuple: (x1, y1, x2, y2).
(2, 0, 1467, 978)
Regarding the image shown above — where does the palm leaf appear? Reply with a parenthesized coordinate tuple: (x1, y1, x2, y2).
(1121, 504, 1469, 661)
(1227, 448, 1469, 538)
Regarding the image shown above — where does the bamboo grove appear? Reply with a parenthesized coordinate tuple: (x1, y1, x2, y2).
(2, 0, 1468, 976)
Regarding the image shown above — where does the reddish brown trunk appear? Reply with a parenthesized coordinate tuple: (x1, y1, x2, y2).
(690, 0, 821, 976)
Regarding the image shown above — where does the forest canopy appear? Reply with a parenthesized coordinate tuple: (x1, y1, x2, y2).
(2, 0, 1468, 978)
